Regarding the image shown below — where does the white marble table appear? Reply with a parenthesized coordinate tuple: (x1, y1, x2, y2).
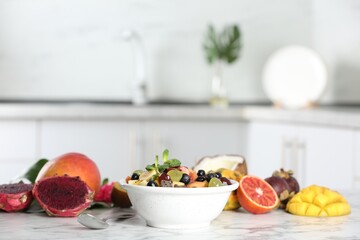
(1, 192, 359, 240)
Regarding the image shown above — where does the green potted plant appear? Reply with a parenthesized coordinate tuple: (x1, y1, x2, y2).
(203, 24, 242, 107)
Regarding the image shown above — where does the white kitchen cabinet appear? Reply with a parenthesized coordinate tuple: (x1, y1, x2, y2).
(142, 121, 247, 168)
(246, 121, 354, 190)
(39, 120, 247, 181)
(40, 120, 141, 181)
(246, 122, 300, 179)
(0, 121, 37, 183)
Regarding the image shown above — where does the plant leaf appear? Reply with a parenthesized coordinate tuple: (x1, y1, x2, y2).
(19, 158, 48, 183)
(203, 24, 242, 64)
(102, 178, 109, 185)
(146, 164, 156, 171)
(168, 159, 181, 167)
(162, 149, 169, 163)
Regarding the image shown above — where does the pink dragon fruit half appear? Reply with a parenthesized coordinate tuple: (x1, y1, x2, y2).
(0, 183, 34, 212)
(33, 175, 94, 217)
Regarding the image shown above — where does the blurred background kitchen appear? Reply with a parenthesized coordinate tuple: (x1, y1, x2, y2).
(0, 0, 359, 190)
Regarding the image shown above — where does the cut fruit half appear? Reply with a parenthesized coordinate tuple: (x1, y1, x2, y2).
(237, 175, 279, 214)
(193, 154, 247, 176)
(111, 182, 132, 208)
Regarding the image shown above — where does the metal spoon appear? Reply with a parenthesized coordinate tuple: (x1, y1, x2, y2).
(77, 208, 136, 229)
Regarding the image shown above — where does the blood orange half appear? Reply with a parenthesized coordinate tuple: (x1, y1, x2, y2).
(237, 175, 279, 214)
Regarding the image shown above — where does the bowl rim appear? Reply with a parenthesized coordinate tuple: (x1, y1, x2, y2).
(120, 179, 239, 194)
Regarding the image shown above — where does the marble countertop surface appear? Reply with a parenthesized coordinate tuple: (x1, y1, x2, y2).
(1, 191, 359, 240)
(1, 103, 360, 128)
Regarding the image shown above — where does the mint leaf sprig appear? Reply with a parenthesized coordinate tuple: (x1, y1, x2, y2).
(146, 149, 181, 175)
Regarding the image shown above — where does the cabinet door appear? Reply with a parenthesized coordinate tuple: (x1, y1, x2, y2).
(246, 121, 355, 190)
(40, 120, 140, 181)
(143, 121, 247, 168)
(299, 126, 354, 190)
(246, 121, 300, 179)
(0, 121, 37, 183)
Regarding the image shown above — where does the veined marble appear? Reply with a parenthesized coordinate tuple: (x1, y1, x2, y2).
(1, 192, 359, 240)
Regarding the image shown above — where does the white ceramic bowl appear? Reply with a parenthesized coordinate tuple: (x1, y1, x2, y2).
(120, 179, 239, 229)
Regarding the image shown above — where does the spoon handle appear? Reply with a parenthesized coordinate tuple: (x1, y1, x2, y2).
(102, 209, 136, 221)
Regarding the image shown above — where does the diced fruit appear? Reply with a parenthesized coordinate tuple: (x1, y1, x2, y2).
(172, 181, 185, 187)
(187, 181, 209, 188)
(0, 183, 34, 212)
(111, 182, 132, 208)
(237, 175, 279, 214)
(139, 170, 156, 182)
(209, 178, 222, 187)
(167, 169, 183, 182)
(286, 185, 351, 217)
(160, 180, 172, 187)
(158, 173, 171, 182)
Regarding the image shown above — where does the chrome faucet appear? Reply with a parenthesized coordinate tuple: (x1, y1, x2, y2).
(122, 30, 147, 105)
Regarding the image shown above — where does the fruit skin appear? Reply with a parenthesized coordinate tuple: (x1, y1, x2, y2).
(111, 182, 132, 208)
(218, 168, 244, 211)
(0, 183, 34, 212)
(237, 175, 279, 214)
(286, 185, 351, 217)
(36, 152, 101, 194)
(193, 154, 247, 176)
(94, 182, 115, 204)
(273, 169, 300, 194)
(33, 175, 94, 217)
(224, 191, 241, 210)
(265, 176, 291, 209)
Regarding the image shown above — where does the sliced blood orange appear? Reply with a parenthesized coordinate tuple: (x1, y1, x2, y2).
(237, 175, 279, 214)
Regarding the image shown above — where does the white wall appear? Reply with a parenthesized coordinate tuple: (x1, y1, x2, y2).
(5, 0, 358, 104)
(312, 0, 360, 104)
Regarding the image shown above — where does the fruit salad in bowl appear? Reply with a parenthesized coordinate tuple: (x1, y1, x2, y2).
(120, 150, 239, 229)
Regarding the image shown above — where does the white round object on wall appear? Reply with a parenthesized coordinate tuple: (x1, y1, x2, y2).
(262, 45, 327, 109)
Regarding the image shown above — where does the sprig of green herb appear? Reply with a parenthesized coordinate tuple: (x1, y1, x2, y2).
(203, 24, 242, 64)
(145, 149, 181, 174)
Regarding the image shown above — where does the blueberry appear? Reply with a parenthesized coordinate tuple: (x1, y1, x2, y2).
(131, 173, 139, 180)
(147, 180, 158, 187)
(197, 170, 206, 176)
(196, 176, 206, 182)
(215, 172, 222, 178)
(206, 173, 215, 182)
(180, 173, 190, 184)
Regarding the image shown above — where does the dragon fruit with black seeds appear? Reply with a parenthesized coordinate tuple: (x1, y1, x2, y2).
(33, 175, 94, 217)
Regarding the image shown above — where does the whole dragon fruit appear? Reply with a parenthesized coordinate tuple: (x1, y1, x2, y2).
(0, 183, 34, 212)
